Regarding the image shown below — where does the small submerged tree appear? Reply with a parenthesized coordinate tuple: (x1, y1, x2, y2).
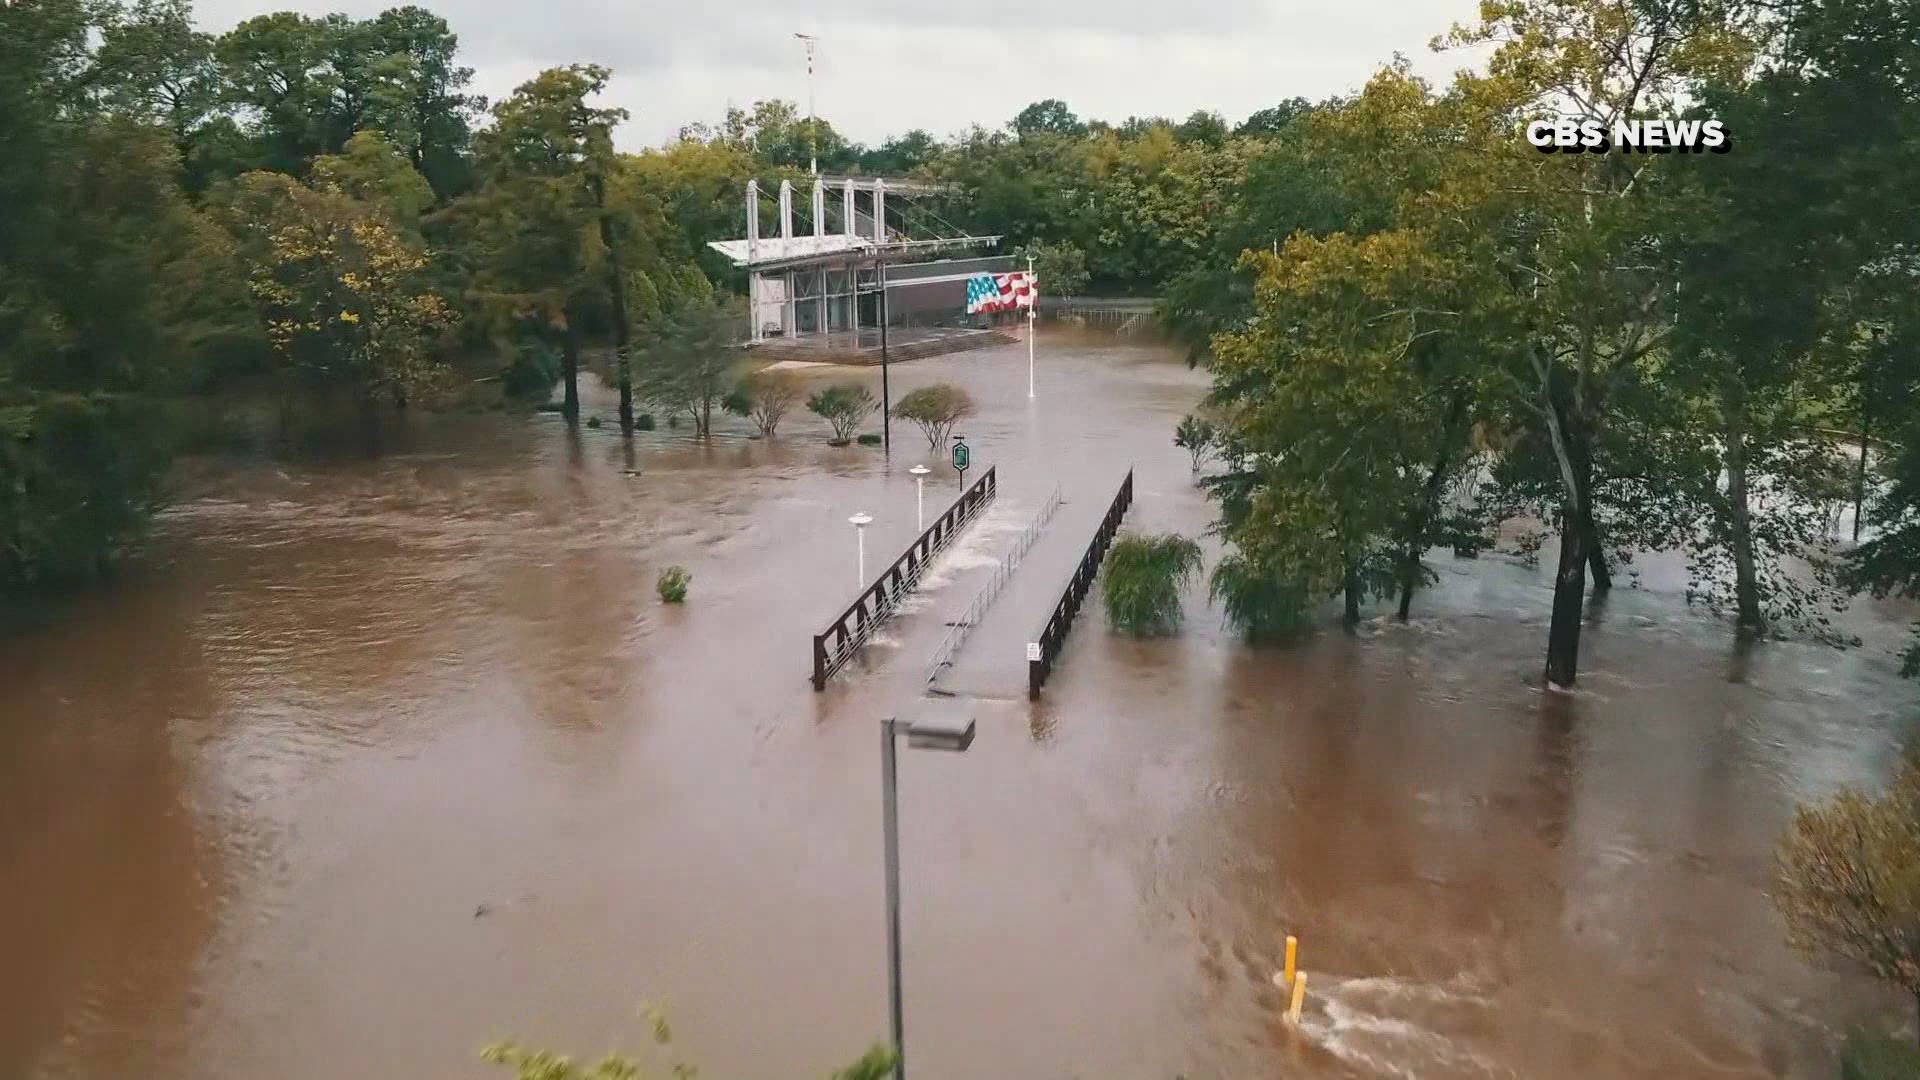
(1209, 551, 1318, 642)
(1775, 754, 1920, 1039)
(1102, 532, 1203, 635)
(1847, 424, 1920, 675)
(723, 369, 803, 436)
(634, 267, 738, 437)
(655, 566, 690, 603)
(808, 383, 877, 444)
(1174, 413, 1217, 474)
(891, 383, 974, 449)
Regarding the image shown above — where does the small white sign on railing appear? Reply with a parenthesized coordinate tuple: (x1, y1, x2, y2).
(1026, 642, 1042, 662)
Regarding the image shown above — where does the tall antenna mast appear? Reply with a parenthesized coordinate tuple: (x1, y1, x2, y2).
(794, 32, 818, 175)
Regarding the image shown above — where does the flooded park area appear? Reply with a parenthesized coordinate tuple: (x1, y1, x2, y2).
(4, 329, 1918, 1079)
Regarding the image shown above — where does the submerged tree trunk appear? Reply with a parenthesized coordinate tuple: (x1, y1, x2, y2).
(591, 173, 634, 434)
(561, 318, 581, 422)
(1541, 389, 1592, 688)
(1397, 539, 1420, 621)
(1396, 499, 1432, 621)
(1583, 514, 1612, 591)
(1569, 434, 1611, 592)
(1546, 501, 1589, 688)
(1398, 445, 1456, 621)
(1724, 379, 1763, 634)
(355, 387, 384, 452)
(1397, 396, 1470, 621)
(1343, 562, 1362, 630)
(1854, 397, 1872, 544)
(617, 348, 633, 433)
(602, 276, 633, 432)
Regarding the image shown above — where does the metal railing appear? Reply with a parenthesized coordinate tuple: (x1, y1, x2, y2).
(811, 466, 998, 690)
(1027, 468, 1133, 700)
(925, 484, 1064, 692)
(1037, 296, 1161, 314)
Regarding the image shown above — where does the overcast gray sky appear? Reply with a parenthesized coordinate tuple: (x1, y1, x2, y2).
(190, 0, 1487, 148)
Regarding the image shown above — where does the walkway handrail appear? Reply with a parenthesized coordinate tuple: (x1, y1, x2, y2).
(812, 466, 998, 690)
(1027, 468, 1133, 700)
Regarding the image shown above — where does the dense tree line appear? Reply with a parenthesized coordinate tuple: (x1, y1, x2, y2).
(0, 0, 756, 599)
(678, 94, 1298, 299)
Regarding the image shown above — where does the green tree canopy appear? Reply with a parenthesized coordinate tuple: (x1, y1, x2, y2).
(1011, 98, 1086, 138)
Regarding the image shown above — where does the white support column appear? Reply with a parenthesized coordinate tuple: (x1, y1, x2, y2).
(786, 270, 796, 338)
(746, 180, 760, 256)
(749, 273, 762, 343)
(843, 180, 856, 238)
(811, 179, 828, 340)
(872, 178, 886, 244)
(779, 179, 794, 242)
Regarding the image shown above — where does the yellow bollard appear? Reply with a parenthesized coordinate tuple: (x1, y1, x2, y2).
(1283, 935, 1298, 988)
(1288, 970, 1307, 1024)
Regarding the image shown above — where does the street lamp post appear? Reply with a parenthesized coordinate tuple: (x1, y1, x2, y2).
(908, 466, 929, 531)
(879, 260, 892, 457)
(849, 512, 872, 585)
(879, 708, 977, 1080)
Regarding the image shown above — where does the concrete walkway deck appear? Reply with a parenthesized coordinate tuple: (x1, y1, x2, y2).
(929, 479, 1123, 699)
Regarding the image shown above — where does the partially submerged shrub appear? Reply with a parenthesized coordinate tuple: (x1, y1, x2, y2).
(1173, 413, 1217, 473)
(501, 340, 561, 402)
(856, 433, 882, 446)
(1841, 1032, 1920, 1080)
(1210, 552, 1318, 642)
(483, 1007, 895, 1080)
(656, 566, 691, 603)
(891, 383, 975, 448)
(724, 369, 804, 436)
(1776, 753, 1920, 1036)
(807, 383, 877, 442)
(1102, 532, 1203, 635)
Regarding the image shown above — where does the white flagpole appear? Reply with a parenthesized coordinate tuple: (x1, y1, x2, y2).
(1027, 254, 1036, 399)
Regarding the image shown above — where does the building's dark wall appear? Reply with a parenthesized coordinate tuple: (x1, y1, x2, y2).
(891, 279, 966, 319)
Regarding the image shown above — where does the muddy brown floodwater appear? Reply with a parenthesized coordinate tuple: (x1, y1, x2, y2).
(3, 331, 1917, 1079)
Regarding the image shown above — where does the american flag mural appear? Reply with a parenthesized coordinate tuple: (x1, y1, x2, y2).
(965, 271, 1037, 314)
